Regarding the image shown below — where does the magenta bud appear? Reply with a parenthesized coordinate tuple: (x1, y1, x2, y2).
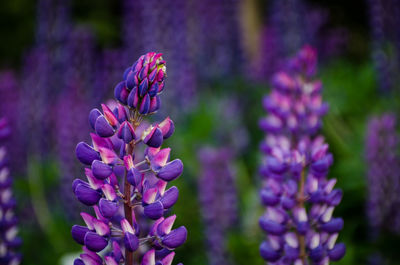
(259, 241, 280, 262)
(138, 78, 149, 97)
(144, 201, 164, 220)
(149, 67, 158, 83)
(127, 86, 138, 108)
(160, 186, 179, 209)
(139, 63, 150, 81)
(328, 243, 346, 261)
(99, 198, 119, 219)
(117, 121, 136, 144)
(148, 82, 159, 97)
(143, 126, 163, 148)
(91, 160, 113, 180)
(75, 184, 102, 206)
(84, 232, 108, 252)
(76, 142, 100, 165)
(71, 225, 90, 245)
(161, 226, 187, 249)
(114, 81, 129, 105)
(139, 93, 150, 114)
(159, 117, 174, 139)
(126, 71, 138, 90)
(123, 67, 131, 80)
(89, 109, 102, 130)
(124, 232, 139, 252)
(149, 95, 161, 113)
(157, 159, 183, 181)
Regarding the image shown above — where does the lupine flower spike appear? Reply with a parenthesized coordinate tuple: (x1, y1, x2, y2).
(198, 147, 238, 265)
(366, 113, 400, 235)
(72, 53, 186, 265)
(0, 118, 22, 265)
(259, 46, 345, 264)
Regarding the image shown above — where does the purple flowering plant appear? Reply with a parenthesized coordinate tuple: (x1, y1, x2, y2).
(258, 46, 346, 264)
(0, 118, 21, 265)
(72, 52, 186, 265)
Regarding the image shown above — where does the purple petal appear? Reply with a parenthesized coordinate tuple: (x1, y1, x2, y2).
(157, 159, 183, 181)
(91, 160, 113, 180)
(74, 259, 85, 265)
(160, 186, 179, 209)
(127, 167, 142, 187)
(84, 232, 108, 252)
(149, 95, 161, 113)
(157, 215, 176, 237)
(138, 77, 149, 97)
(141, 249, 155, 265)
(117, 121, 136, 144)
(99, 198, 119, 219)
(159, 117, 174, 139)
(139, 93, 150, 114)
(124, 232, 139, 252)
(75, 184, 101, 206)
(309, 245, 324, 262)
(89, 109, 102, 130)
(161, 226, 187, 249)
(259, 218, 286, 235)
(328, 243, 346, 261)
(95, 115, 115, 138)
(143, 127, 163, 148)
(76, 142, 101, 165)
(144, 201, 164, 220)
(259, 241, 280, 262)
(320, 218, 344, 233)
(261, 189, 280, 206)
(71, 225, 90, 245)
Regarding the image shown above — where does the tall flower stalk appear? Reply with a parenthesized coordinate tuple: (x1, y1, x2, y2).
(198, 147, 238, 265)
(72, 53, 186, 265)
(365, 113, 400, 235)
(258, 46, 345, 264)
(0, 118, 21, 265)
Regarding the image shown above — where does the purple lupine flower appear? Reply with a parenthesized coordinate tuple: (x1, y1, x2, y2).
(122, 0, 197, 112)
(72, 52, 187, 265)
(0, 71, 21, 174)
(367, 0, 398, 93)
(365, 113, 400, 236)
(0, 118, 22, 265)
(198, 147, 238, 265)
(258, 46, 345, 264)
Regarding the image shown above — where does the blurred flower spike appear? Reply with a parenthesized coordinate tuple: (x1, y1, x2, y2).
(258, 46, 345, 264)
(72, 53, 186, 265)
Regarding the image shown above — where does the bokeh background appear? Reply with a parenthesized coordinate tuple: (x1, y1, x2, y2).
(0, 0, 400, 264)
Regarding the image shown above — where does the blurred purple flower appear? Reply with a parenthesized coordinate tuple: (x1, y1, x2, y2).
(258, 46, 345, 264)
(198, 147, 238, 265)
(0, 118, 22, 265)
(72, 53, 186, 265)
(365, 113, 400, 236)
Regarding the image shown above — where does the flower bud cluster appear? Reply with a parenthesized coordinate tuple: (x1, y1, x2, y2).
(0, 118, 21, 265)
(72, 53, 186, 265)
(259, 46, 345, 264)
(259, 46, 328, 138)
